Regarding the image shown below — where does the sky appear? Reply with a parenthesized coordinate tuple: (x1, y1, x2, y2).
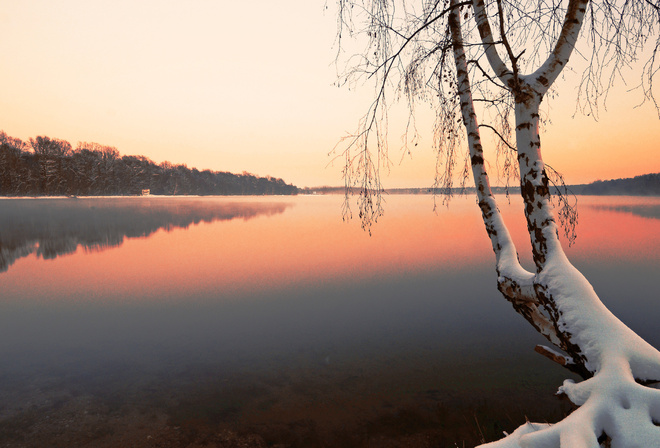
(0, 0, 658, 188)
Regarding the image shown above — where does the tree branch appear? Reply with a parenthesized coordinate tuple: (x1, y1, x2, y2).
(496, 0, 519, 80)
(369, 1, 472, 81)
(645, 0, 660, 11)
(471, 0, 514, 87)
(467, 59, 507, 89)
(478, 124, 516, 150)
(530, 0, 588, 94)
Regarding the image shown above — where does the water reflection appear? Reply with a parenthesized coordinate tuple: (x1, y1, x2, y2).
(0, 195, 658, 447)
(0, 197, 291, 273)
(586, 201, 660, 220)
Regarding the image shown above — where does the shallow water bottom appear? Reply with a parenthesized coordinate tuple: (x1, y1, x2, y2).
(0, 333, 577, 448)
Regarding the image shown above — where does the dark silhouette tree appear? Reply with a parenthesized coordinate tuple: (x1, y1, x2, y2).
(0, 132, 298, 197)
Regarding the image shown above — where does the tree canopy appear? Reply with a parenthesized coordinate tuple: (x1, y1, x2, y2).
(334, 0, 659, 220)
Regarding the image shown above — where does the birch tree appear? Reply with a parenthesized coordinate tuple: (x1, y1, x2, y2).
(334, 0, 660, 446)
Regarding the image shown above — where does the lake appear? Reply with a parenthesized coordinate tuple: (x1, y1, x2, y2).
(0, 194, 658, 447)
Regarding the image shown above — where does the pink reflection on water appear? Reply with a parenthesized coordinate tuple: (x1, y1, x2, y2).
(1, 195, 658, 305)
(564, 196, 660, 263)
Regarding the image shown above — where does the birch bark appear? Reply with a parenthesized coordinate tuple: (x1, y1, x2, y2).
(335, 0, 660, 444)
(448, 0, 563, 348)
(463, 0, 660, 445)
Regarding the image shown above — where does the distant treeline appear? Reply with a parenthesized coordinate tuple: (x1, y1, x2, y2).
(0, 131, 298, 196)
(570, 173, 660, 196)
(303, 173, 660, 196)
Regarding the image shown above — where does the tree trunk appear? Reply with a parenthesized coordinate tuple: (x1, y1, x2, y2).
(513, 94, 561, 271)
(460, 2, 660, 446)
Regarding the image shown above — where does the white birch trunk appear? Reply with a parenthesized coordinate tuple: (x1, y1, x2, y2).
(458, 0, 660, 446)
(448, 1, 561, 347)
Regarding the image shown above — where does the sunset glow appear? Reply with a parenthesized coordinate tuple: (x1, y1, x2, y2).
(0, 1, 657, 189)
(0, 196, 488, 304)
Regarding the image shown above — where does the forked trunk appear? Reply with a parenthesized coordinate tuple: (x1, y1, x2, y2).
(456, 0, 660, 445)
(449, 0, 575, 373)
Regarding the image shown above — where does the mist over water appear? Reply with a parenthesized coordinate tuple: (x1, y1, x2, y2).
(0, 195, 658, 446)
(0, 197, 291, 273)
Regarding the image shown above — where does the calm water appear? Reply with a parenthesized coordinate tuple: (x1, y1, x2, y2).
(0, 195, 658, 447)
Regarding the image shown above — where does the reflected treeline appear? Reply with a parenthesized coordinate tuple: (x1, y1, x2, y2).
(0, 198, 292, 273)
(587, 203, 660, 220)
(0, 132, 298, 196)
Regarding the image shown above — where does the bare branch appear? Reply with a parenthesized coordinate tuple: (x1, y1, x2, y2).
(467, 58, 507, 89)
(471, 0, 514, 86)
(531, 0, 589, 94)
(478, 124, 516, 150)
(496, 0, 519, 78)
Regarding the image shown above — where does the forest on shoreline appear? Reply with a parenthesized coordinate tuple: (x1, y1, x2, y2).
(0, 131, 298, 197)
(569, 173, 660, 196)
(303, 173, 660, 196)
(2, 130, 657, 198)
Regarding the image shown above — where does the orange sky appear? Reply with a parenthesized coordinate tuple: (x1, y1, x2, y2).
(0, 1, 658, 188)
